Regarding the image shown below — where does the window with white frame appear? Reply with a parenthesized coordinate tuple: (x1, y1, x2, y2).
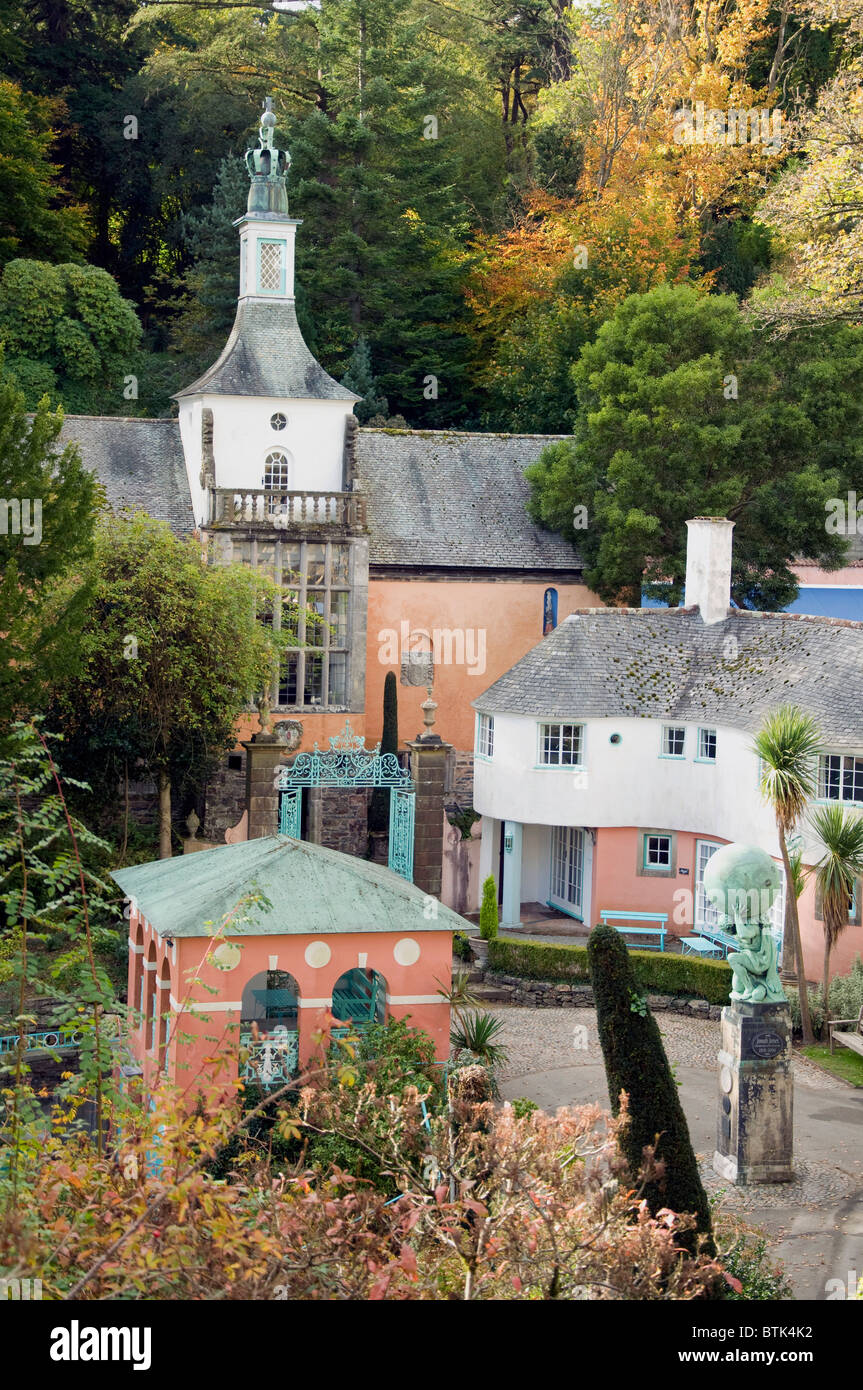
(662, 725, 686, 757)
(539, 722, 584, 766)
(263, 451, 290, 492)
(818, 752, 863, 804)
(476, 713, 494, 758)
(644, 833, 672, 870)
(697, 727, 717, 761)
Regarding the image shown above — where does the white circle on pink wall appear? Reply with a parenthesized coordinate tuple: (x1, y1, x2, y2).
(213, 942, 241, 972)
(305, 941, 331, 968)
(393, 937, 420, 967)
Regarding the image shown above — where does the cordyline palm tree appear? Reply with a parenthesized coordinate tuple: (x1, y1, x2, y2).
(753, 705, 821, 1045)
(810, 804, 863, 1031)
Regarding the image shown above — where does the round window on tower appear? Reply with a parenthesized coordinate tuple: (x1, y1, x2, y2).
(270, 412, 287, 431)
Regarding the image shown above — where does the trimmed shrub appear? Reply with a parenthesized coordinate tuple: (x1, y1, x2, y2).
(588, 922, 715, 1256)
(479, 874, 499, 941)
(489, 936, 732, 1005)
(368, 671, 398, 834)
(452, 931, 473, 962)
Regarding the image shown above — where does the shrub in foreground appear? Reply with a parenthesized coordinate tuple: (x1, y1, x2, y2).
(588, 922, 715, 1256)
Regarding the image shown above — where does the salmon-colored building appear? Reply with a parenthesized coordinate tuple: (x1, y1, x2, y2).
(113, 834, 466, 1103)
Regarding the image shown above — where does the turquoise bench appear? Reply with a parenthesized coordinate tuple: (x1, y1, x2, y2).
(691, 925, 738, 958)
(681, 936, 723, 958)
(599, 911, 667, 952)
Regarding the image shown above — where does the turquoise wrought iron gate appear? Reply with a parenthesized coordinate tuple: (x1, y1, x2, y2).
(279, 787, 301, 837)
(388, 786, 415, 882)
(276, 721, 415, 882)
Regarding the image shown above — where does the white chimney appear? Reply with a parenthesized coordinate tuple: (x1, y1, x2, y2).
(684, 517, 734, 624)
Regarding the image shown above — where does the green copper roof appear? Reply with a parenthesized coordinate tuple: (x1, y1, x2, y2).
(111, 835, 471, 939)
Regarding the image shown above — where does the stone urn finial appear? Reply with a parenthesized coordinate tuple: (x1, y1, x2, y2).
(185, 809, 200, 839)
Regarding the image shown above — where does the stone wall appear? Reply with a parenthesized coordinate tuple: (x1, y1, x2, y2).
(205, 756, 247, 841)
(446, 749, 475, 806)
(311, 787, 369, 856)
(483, 971, 722, 1020)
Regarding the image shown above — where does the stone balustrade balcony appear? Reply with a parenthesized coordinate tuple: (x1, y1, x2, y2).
(209, 487, 367, 533)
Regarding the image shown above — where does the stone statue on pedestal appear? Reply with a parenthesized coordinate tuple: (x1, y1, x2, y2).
(705, 843, 794, 1185)
(703, 843, 784, 1004)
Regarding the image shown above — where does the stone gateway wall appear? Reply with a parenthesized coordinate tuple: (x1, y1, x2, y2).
(483, 971, 723, 1020)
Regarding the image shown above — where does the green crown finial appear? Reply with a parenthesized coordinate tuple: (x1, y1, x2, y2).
(245, 96, 291, 215)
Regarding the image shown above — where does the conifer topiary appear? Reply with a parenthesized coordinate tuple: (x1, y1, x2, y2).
(587, 922, 714, 1255)
(479, 875, 498, 941)
(369, 672, 398, 835)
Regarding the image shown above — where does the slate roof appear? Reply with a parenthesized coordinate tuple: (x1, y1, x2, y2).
(112, 833, 471, 938)
(57, 416, 195, 536)
(174, 299, 358, 402)
(473, 606, 863, 743)
(356, 429, 582, 571)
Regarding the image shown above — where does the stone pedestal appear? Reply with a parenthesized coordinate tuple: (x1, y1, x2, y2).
(407, 736, 452, 898)
(713, 1000, 794, 1184)
(242, 734, 286, 841)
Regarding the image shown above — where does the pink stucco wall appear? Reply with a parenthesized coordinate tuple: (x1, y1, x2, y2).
(127, 907, 452, 1102)
(590, 826, 859, 987)
(589, 826, 726, 933)
(797, 874, 863, 986)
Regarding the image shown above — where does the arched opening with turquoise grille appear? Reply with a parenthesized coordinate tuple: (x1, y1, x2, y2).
(331, 967, 387, 1032)
(241, 969, 299, 1031)
(240, 969, 300, 1086)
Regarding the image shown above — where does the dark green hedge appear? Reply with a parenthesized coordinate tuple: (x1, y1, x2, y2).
(488, 936, 732, 1006)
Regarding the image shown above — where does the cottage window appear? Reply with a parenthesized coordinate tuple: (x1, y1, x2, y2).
(637, 829, 677, 877)
(697, 728, 717, 761)
(539, 722, 583, 766)
(818, 753, 863, 804)
(661, 726, 686, 758)
(476, 713, 494, 759)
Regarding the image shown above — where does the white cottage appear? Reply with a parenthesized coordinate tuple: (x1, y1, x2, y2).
(472, 518, 863, 983)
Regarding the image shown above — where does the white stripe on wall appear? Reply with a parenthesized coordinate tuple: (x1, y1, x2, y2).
(168, 996, 242, 1013)
(386, 995, 447, 1006)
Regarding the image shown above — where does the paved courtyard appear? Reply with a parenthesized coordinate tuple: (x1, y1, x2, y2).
(491, 1005, 863, 1301)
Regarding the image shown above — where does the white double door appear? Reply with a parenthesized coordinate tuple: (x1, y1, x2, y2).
(550, 826, 589, 919)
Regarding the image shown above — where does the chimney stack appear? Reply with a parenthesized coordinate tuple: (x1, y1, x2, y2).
(684, 517, 734, 624)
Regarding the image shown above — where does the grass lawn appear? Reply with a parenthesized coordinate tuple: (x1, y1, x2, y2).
(801, 1044, 863, 1087)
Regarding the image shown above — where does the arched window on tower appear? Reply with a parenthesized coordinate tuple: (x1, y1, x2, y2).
(263, 451, 290, 516)
(263, 451, 290, 491)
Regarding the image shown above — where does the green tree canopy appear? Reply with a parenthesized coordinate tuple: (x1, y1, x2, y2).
(0, 355, 101, 732)
(48, 514, 285, 857)
(526, 285, 862, 607)
(0, 80, 87, 268)
(0, 259, 142, 413)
